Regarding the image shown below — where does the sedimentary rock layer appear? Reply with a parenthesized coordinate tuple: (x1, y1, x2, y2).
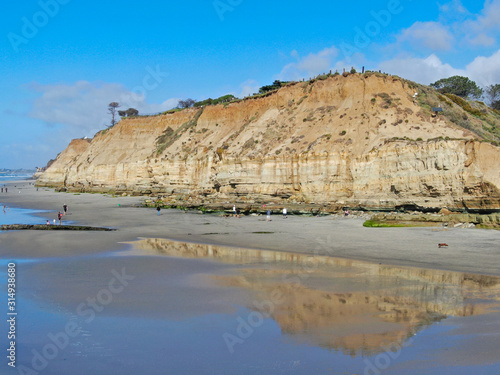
(37, 74, 500, 211)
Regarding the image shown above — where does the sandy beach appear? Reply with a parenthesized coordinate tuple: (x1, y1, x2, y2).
(1, 180, 499, 276)
(1, 180, 500, 375)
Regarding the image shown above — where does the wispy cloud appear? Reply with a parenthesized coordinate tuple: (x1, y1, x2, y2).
(436, 0, 500, 47)
(461, 0, 500, 46)
(474, 0, 500, 30)
(465, 49, 500, 86)
(379, 54, 465, 84)
(378, 49, 500, 86)
(396, 21, 454, 51)
(438, 0, 470, 23)
(467, 33, 496, 46)
(28, 81, 178, 135)
(237, 79, 260, 98)
(277, 47, 339, 81)
(271, 1, 500, 88)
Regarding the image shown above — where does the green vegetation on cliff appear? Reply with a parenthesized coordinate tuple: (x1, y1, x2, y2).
(156, 107, 204, 154)
(405, 79, 500, 145)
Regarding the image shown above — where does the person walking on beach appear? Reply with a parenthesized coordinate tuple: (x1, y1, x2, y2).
(282, 207, 287, 219)
(157, 206, 161, 216)
(57, 211, 63, 225)
(1, 188, 3, 193)
(233, 205, 236, 217)
(267, 209, 271, 221)
(63, 204, 68, 215)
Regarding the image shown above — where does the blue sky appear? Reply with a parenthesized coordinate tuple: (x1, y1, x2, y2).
(1, 0, 500, 168)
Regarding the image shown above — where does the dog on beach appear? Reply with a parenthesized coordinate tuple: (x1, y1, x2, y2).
(438, 243, 448, 248)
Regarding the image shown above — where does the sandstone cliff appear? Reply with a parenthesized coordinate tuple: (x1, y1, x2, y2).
(37, 73, 500, 212)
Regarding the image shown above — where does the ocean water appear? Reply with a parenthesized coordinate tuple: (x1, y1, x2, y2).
(0, 206, 49, 226)
(0, 173, 49, 227)
(0, 173, 34, 183)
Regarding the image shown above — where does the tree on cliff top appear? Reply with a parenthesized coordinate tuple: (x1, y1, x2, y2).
(118, 108, 139, 117)
(108, 102, 120, 127)
(177, 98, 196, 109)
(431, 76, 483, 99)
(485, 84, 500, 110)
(259, 80, 285, 94)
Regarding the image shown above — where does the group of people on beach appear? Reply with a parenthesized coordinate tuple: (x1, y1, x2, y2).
(2, 185, 10, 211)
(232, 205, 241, 218)
(45, 204, 68, 225)
(265, 205, 288, 221)
(230, 204, 288, 221)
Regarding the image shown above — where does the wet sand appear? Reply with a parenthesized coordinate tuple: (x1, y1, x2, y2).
(1, 180, 500, 374)
(1, 180, 499, 276)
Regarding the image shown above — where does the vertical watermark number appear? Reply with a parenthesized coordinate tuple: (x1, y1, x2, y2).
(7, 262, 17, 368)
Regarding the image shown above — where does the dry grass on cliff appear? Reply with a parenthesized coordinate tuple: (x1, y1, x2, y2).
(122, 72, 500, 153)
(142, 72, 499, 157)
(162, 73, 498, 161)
(404, 80, 500, 145)
(156, 107, 204, 154)
(38, 72, 500, 201)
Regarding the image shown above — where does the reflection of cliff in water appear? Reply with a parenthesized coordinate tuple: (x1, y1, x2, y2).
(131, 238, 500, 356)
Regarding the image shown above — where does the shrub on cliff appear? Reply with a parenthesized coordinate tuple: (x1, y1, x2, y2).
(259, 80, 287, 94)
(444, 94, 483, 117)
(177, 98, 196, 109)
(431, 76, 483, 100)
(118, 108, 139, 117)
(156, 108, 204, 155)
(194, 94, 237, 107)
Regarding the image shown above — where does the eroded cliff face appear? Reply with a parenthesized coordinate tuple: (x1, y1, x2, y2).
(37, 74, 500, 211)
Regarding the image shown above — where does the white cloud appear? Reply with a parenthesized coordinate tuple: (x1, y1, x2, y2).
(271, 1, 500, 92)
(475, 0, 500, 30)
(468, 33, 496, 46)
(439, 0, 469, 22)
(378, 49, 500, 87)
(28, 81, 178, 136)
(465, 49, 500, 86)
(0, 136, 65, 169)
(402, 1, 500, 49)
(379, 54, 465, 84)
(397, 22, 454, 51)
(449, 0, 500, 46)
(298, 47, 338, 74)
(237, 79, 260, 98)
(277, 46, 339, 81)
